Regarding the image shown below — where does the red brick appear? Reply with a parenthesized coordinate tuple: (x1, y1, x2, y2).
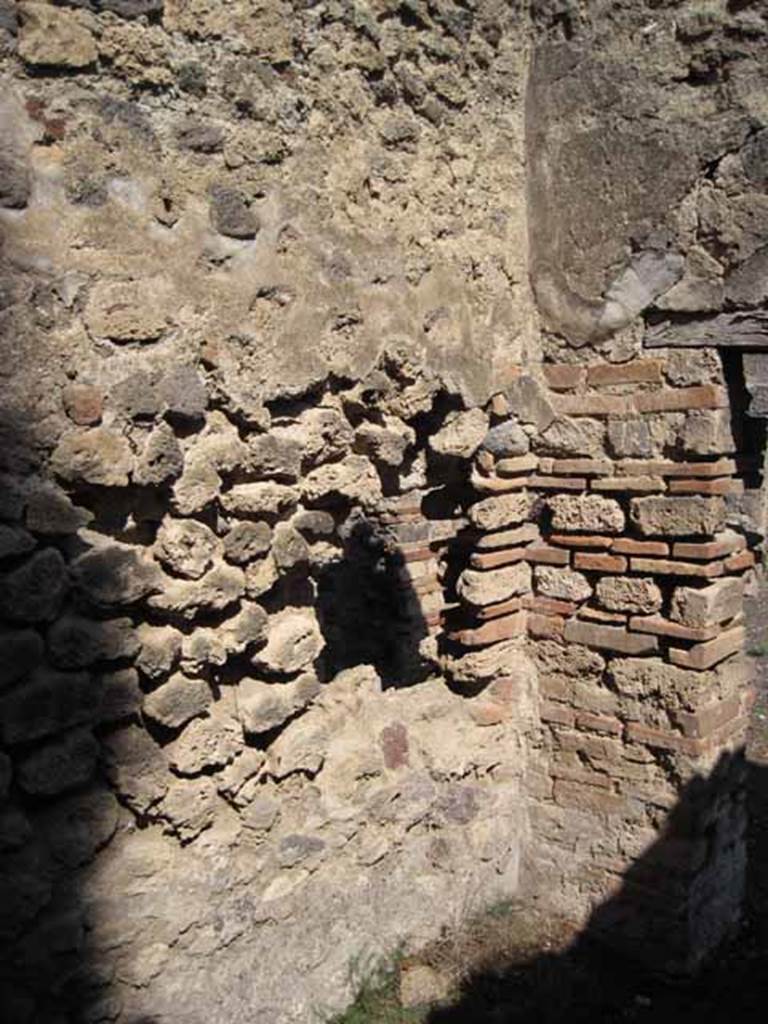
(552, 758, 613, 789)
(548, 534, 614, 549)
(576, 711, 623, 736)
(528, 613, 565, 639)
(400, 545, 434, 563)
(633, 385, 728, 413)
(528, 475, 588, 490)
(551, 459, 613, 476)
(543, 364, 586, 391)
(629, 557, 724, 578)
(524, 595, 578, 617)
(672, 534, 745, 561)
(496, 454, 539, 476)
(668, 625, 745, 670)
(617, 458, 736, 478)
(525, 544, 570, 566)
(625, 722, 706, 757)
(477, 596, 524, 620)
(668, 478, 742, 496)
(553, 779, 626, 815)
(670, 695, 742, 739)
(628, 615, 721, 642)
(591, 476, 665, 493)
(563, 619, 658, 655)
(611, 538, 669, 556)
(450, 610, 527, 647)
(587, 359, 664, 387)
(541, 701, 576, 727)
(553, 394, 630, 417)
(573, 552, 627, 573)
(477, 524, 540, 550)
(470, 547, 527, 570)
(580, 607, 627, 625)
(724, 550, 756, 572)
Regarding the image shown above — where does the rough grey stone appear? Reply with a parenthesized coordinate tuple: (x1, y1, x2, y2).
(99, 667, 143, 723)
(35, 788, 119, 868)
(102, 725, 168, 813)
(0, 155, 30, 209)
(506, 375, 555, 431)
(135, 623, 182, 679)
(271, 522, 309, 571)
(25, 482, 92, 535)
(17, 728, 98, 797)
(223, 521, 273, 564)
(134, 423, 184, 486)
(177, 120, 225, 153)
(0, 629, 44, 691)
(166, 713, 242, 775)
(72, 542, 162, 607)
(209, 185, 259, 239)
(0, 549, 68, 623)
(158, 367, 208, 422)
(0, 524, 35, 559)
(51, 428, 133, 487)
(252, 608, 323, 676)
(154, 517, 221, 579)
(481, 419, 530, 457)
(0, 668, 98, 745)
(47, 615, 138, 668)
(148, 561, 245, 618)
(143, 673, 211, 729)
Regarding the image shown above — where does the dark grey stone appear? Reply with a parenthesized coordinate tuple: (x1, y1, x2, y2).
(482, 419, 530, 457)
(158, 366, 207, 421)
(0, 549, 68, 624)
(177, 120, 225, 153)
(17, 728, 99, 797)
(0, 668, 99, 745)
(111, 371, 161, 420)
(0, 629, 44, 691)
(0, 156, 30, 209)
(223, 521, 273, 564)
(209, 186, 259, 239)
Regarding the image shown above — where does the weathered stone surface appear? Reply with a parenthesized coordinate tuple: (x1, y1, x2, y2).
(539, 417, 606, 458)
(63, 383, 104, 426)
(143, 673, 211, 729)
(0, 668, 97, 744)
(671, 578, 744, 628)
(222, 482, 299, 518)
(136, 623, 182, 679)
(596, 577, 662, 615)
(680, 410, 736, 456)
(357, 416, 415, 466)
(302, 455, 382, 507)
(548, 494, 625, 534)
(134, 424, 184, 486)
(535, 566, 591, 603)
(457, 562, 531, 608)
(172, 453, 222, 515)
(0, 155, 30, 209)
(271, 522, 309, 571)
(238, 673, 320, 735)
(468, 493, 532, 531)
(17, 728, 98, 797)
(429, 408, 488, 459)
(102, 725, 168, 812)
(47, 615, 138, 668)
(252, 608, 323, 676)
(85, 280, 168, 343)
(630, 496, 726, 537)
(0, 628, 44, 691)
(248, 430, 303, 481)
(0, 549, 68, 623)
(158, 777, 217, 841)
(25, 483, 92, 535)
(223, 521, 273, 564)
(72, 541, 162, 607)
(0, 524, 35, 559)
(607, 417, 654, 459)
(51, 428, 133, 487)
(506, 375, 555, 431)
(154, 517, 221, 579)
(36, 788, 119, 868)
(181, 602, 268, 671)
(209, 185, 259, 239)
(166, 713, 242, 775)
(148, 561, 245, 618)
(99, 667, 143, 723)
(18, 2, 97, 67)
(158, 366, 208, 422)
(482, 419, 530, 457)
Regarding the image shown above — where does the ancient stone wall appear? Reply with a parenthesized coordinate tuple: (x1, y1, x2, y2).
(1, 2, 767, 1023)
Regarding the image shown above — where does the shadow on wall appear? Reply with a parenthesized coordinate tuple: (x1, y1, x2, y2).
(426, 749, 768, 1024)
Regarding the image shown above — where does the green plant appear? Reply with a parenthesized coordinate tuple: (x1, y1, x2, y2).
(325, 950, 428, 1024)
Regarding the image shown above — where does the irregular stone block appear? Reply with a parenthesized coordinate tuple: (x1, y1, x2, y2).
(17, 727, 98, 797)
(222, 481, 299, 517)
(51, 428, 133, 486)
(209, 185, 258, 239)
(148, 561, 245, 618)
(548, 494, 625, 533)
(607, 416, 654, 458)
(596, 577, 662, 615)
(481, 418, 531, 457)
(670, 577, 743, 628)
(18, 2, 97, 68)
(457, 562, 531, 608)
(133, 423, 183, 486)
(223, 521, 272, 563)
(84, 280, 167, 343)
(445, 638, 529, 684)
(62, 383, 103, 426)
(302, 455, 382, 507)
(72, 542, 162, 607)
(172, 452, 221, 514)
(102, 725, 168, 812)
(248, 430, 303, 480)
(36, 788, 119, 868)
(157, 366, 208, 422)
(535, 566, 591, 603)
(142, 673, 211, 729)
(0, 549, 68, 623)
(272, 522, 309, 571)
(680, 410, 735, 456)
(0, 154, 30, 209)
(238, 673, 321, 736)
(25, 482, 92, 535)
(158, 777, 217, 841)
(0, 628, 44, 691)
(154, 517, 221, 579)
(429, 408, 488, 459)
(506, 375, 555, 430)
(99, 667, 142, 723)
(0, 524, 35, 559)
(357, 416, 415, 467)
(135, 622, 182, 679)
(291, 510, 335, 539)
(0, 668, 98, 744)
(47, 615, 138, 668)
(166, 713, 242, 775)
(630, 496, 726, 537)
(252, 608, 323, 676)
(111, 370, 162, 421)
(468, 492, 532, 531)
(539, 417, 606, 457)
